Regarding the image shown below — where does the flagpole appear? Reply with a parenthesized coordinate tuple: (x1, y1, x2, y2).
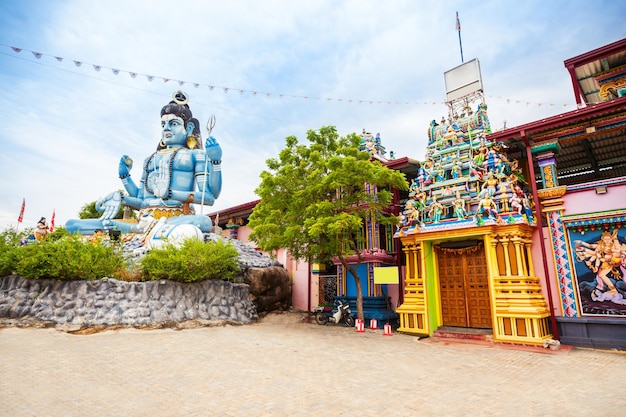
(456, 11, 464, 63)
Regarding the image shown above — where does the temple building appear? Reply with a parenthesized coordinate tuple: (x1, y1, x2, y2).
(210, 38, 626, 350)
(486, 38, 626, 349)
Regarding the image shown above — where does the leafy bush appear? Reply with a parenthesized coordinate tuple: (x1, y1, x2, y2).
(0, 226, 241, 283)
(0, 228, 22, 276)
(140, 238, 239, 283)
(46, 227, 73, 242)
(12, 235, 124, 280)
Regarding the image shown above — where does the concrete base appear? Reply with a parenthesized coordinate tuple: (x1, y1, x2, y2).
(557, 316, 626, 351)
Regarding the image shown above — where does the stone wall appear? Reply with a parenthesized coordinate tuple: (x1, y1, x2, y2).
(0, 234, 295, 331)
(0, 274, 258, 331)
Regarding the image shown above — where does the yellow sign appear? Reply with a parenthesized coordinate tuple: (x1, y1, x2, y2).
(374, 267, 399, 284)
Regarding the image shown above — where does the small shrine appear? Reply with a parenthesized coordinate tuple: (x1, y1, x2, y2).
(394, 59, 553, 346)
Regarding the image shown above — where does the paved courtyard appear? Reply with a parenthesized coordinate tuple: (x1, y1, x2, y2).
(1, 311, 624, 417)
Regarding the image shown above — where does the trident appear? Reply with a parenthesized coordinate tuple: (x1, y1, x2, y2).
(200, 115, 216, 215)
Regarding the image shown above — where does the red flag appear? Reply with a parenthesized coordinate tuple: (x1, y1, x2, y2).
(17, 198, 25, 223)
(456, 12, 461, 31)
(50, 210, 56, 232)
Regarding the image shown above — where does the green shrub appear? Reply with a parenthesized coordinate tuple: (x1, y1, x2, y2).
(0, 228, 22, 276)
(141, 238, 239, 283)
(47, 227, 72, 242)
(0, 226, 241, 283)
(12, 235, 124, 280)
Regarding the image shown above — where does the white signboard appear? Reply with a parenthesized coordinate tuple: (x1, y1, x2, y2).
(444, 59, 483, 102)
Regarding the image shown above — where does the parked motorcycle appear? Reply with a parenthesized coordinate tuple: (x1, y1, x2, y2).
(314, 299, 355, 327)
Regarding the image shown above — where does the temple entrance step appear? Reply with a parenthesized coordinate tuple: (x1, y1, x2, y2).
(432, 326, 493, 343)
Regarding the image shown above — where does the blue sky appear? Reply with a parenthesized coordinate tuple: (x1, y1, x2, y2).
(0, 0, 624, 231)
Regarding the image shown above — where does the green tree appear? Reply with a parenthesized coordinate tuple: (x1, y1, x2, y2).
(78, 193, 132, 219)
(78, 201, 102, 219)
(248, 126, 408, 320)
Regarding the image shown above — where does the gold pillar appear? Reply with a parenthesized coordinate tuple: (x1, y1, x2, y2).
(524, 237, 535, 277)
(512, 236, 526, 276)
(501, 239, 512, 276)
(397, 240, 429, 335)
(489, 225, 552, 345)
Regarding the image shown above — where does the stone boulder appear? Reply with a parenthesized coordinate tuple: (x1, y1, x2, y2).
(244, 266, 291, 313)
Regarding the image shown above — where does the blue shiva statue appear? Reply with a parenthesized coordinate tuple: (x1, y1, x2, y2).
(66, 91, 222, 235)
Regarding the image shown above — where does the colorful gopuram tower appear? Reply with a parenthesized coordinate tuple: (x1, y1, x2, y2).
(394, 60, 553, 345)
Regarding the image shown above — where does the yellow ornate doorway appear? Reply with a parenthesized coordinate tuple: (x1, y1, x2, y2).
(437, 243, 492, 329)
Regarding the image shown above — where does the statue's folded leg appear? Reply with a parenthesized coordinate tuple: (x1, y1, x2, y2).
(65, 219, 135, 235)
(167, 214, 213, 233)
(65, 219, 105, 235)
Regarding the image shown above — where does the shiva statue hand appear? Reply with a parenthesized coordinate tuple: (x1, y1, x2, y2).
(119, 155, 133, 178)
(205, 136, 222, 162)
(95, 191, 122, 221)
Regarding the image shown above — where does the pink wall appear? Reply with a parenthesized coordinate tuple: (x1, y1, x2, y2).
(224, 225, 313, 312)
(385, 283, 401, 310)
(531, 227, 561, 316)
(563, 183, 626, 215)
(274, 249, 312, 312)
(236, 226, 253, 242)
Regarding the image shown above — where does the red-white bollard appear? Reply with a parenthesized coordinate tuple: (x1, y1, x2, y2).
(383, 323, 393, 336)
(355, 319, 365, 333)
(369, 318, 378, 330)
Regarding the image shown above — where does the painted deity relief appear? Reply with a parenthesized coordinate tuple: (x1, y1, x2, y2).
(571, 228, 626, 315)
(395, 103, 534, 237)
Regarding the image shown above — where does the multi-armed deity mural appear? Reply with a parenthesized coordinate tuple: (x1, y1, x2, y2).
(571, 227, 626, 314)
(395, 103, 533, 236)
(66, 91, 222, 238)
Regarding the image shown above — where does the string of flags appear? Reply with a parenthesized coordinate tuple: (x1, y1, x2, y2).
(1, 43, 578, 109)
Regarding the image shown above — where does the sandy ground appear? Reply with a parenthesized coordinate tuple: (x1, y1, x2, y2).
(1, 311, 624, 417)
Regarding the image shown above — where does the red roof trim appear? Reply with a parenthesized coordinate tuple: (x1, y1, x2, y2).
(383, 156, 410, 169)
(563, 38, 626, 67)
(488, 96, 626, 142)
(207, 199, 260, 217)
(564, 38, 626, 105)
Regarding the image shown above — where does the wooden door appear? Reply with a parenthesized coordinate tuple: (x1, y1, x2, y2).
(437, 244, 492, 328)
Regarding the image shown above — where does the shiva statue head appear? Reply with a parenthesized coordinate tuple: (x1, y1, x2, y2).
(157, 91, 199, 150)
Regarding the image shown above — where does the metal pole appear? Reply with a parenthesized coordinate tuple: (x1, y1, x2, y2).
(200, 115, 216, 215)
(457, 12, 464, 63)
